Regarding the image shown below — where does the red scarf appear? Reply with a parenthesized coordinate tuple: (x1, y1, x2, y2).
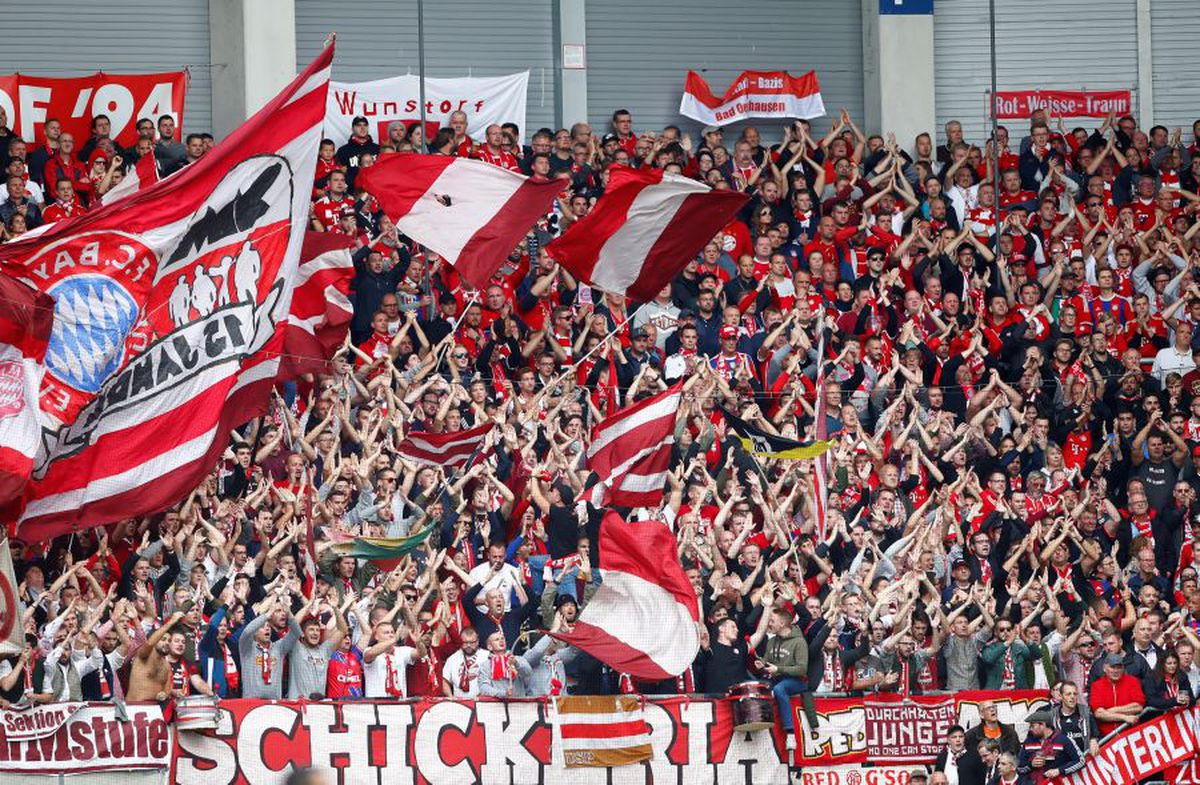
(223, 642, 240, 692)
(490, 652, 516, 682)
(257, 644, 273, 684)
(384, 652, 402, 697)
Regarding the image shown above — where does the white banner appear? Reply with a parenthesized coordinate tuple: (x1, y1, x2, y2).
(0, 703, 171, 773)
(1, 702, 85, 742)
(326, 72, 529, 145)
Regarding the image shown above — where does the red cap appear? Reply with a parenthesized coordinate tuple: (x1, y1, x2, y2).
(720, 324, 738, 339)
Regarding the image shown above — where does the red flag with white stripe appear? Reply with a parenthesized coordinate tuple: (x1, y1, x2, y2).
(546, 165, 747, 303)
(398, 422, 492, 470)
(679, 69, 825, 126)
(357, 153, 561, 289)
(275, 231, 355, 379)
(0, 275, 53, 509)
(587, 384, 680, 508)
(551, 510, 700, 680)
(3, 44, 334, 542)
(99, 151, 159, 205)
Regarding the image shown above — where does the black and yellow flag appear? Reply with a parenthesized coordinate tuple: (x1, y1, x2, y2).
(721, 408, 831, 459)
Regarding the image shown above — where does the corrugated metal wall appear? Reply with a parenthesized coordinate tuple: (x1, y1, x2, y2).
(934, 0, 1139, 145)
(0, 2, 212, 136)
(1150, 0, 1200, 130)
(584, 0, 863, 138)
(294, 0, 558, 134)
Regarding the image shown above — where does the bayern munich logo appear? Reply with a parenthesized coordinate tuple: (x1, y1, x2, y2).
(45, 274, 140, 394)
(0, 361, 24, 420)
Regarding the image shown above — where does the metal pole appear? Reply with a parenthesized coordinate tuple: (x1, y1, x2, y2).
(989, 0, 1000, 211)
(417, 0, 435, 320)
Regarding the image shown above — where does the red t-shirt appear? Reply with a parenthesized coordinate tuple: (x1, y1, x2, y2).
(313, 195, 355, 231)
(1089, 673, 1145, 734)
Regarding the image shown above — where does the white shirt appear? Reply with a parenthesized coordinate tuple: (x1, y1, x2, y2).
(363, 646, 415, 698)
(1151, 345, 1195, 385)
(467, 563, 522, 611)
(441, 649, 486, 698)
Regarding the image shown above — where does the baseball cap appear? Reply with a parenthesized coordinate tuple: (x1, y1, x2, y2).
(630, 326, 649, 340)
(1026, 710, 1052, 726)
(952, 559, 969, 571)
(720, 324, 738, 339)
(601, 132, 619, 145)
(702, 125, 722, 136)
(1104, 653, 1125, 667)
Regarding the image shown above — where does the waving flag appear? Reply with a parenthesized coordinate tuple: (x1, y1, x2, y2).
(546, 165, 747, 303)
(2, 44, 334, 542)
(0, 275, 53, 509)
(100, 151, 160, 205)
(357, 153, 561, 289)
(679, 69, 825, 126)
(276, 231, 356, 380)
(550, 510, 700, 680)
(587, 384, 680, 508)
(397, 421, 493, 469)
(329, 520, 437, 571)
(721, 407, 830, 459)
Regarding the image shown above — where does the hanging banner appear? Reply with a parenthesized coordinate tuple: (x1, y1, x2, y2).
(794, 690, 1048, 766)
(864, 694, 956, 764)
(0, 72, 188, 146)
(991, 89, 1132, 119)
(0, 702, 85, 743)
(0, 703, 171, 774)
(679, 70, 825, 126)
(1062, 706, 1200, 785)
(173, 697, 789, 785)
(325, 72, 528, 145)
(799, 765, 920, 785)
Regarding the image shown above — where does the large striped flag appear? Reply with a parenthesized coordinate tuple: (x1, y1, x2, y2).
(0, 275, 53, 509)
(356, 153, 561, 289)
(397, 421, 493, 469)
(275, 231, 356, 379)
(328, 519, 436, 570)
(4, 44, 334, 542)
(551, 510, 700, 679)
(546, 165, 747, 303)
(553, 695, 652, 768)
(587, 384, 680, 508)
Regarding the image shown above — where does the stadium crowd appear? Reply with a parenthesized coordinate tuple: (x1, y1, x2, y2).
(4, 101, 1200, 779)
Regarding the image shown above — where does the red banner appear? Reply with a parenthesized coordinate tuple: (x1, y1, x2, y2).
(1063, 707, 1200, 785)
(991, 89, 1132, 119)
(0, 72, 188, 146)
(173, 697, 789, 785)
(864, 694, 956, 764)
(794, 690, 1048, 766)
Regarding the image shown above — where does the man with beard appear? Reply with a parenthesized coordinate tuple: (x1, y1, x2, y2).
(442, 627, 486, 698)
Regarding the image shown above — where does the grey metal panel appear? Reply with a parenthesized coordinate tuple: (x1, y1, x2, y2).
(584, 0, 863, 139)
(295, 0, 558, 134)
(1150, 0, 1200, 130)
(0, 1, 212, 137)
(934, 0, 1139, 146)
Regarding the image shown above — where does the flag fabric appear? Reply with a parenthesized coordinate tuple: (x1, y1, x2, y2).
(552, 695, 652, 768)
(545, 165, 747, 303)
(587, 384, 680, 508)
(1, 44, 334, 542)
(329, 520, 437, 571)
(100, 151, 159, 205)
(551, 510, 700, 680)
(678, 69, 825, 126)
(721, 407, 831, 459)
(0, 539, 25, 655)
(275, 231, 356, 379)
(397, 422, 493, 469)
(356, 153, 561, 289)
(0, 275, 53, 509)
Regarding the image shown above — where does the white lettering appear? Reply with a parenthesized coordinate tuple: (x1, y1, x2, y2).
(476, 702, 542, 785)
(414, 701, 475, 785)
(17, 84, 50, 141)
(238, 704, 300, 784)
(304, 703, 375, 777)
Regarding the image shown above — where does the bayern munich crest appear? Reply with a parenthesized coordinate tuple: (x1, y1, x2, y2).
(0, 360, 25, 421)
(45, 274, 140, 394)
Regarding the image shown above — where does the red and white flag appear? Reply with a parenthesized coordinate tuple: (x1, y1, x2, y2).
(679, 69, 825, 126)
(99, 151, 159, 205)
(546, 165, 747, 303)
(1, 44, 334, 542)
(553, 695, 652, 768)
(551, 510, 700, 680)
(398, 422, 492, 470)
(0, 274, 53, 509)
(587, 384, 679, 508)
(357, 153, 561, 289)
(275, 231, 356, 380)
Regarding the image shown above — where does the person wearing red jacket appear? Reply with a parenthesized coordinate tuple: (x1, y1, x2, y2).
(42, 133, 92, 205)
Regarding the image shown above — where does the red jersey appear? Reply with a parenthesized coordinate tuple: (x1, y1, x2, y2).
(313, 195, 355, 231)
(473, 146, 521, 172)
(326, 648, 365, 699)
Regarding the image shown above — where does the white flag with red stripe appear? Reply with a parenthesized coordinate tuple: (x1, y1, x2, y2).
(1, 44, 334, 542)
(357, 153, 561, 289)
(679, 69, 825, 126)
(587, 384, 679, 508)
(0, 275, 53, 510)
(551, 510, 700, 680)
(552, 695, 652, 768)
(398, 422, 492, 470)
(275, 231, 355, 380)
(99, 151, 160, 205)
(546, 165, 747, 303)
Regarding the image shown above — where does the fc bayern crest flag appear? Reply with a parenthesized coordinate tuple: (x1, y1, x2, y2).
(0, 44, 334, 541)
(0, 274, 54, 510)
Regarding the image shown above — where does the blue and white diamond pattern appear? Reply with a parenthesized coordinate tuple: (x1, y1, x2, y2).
(45, 275, 139, 394)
